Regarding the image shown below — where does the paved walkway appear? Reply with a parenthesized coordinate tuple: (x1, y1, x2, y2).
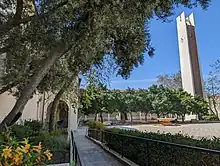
(75, 127, 124, 166)
(128, 123, 220, 139)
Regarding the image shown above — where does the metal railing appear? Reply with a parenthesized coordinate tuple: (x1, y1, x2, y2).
(70, 130, 82, 166)
(88, 129, 220, 166)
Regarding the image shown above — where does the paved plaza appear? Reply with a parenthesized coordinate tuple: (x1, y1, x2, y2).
(122, 123, 220, 139)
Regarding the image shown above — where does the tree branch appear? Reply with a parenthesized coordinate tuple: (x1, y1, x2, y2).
(0, 0, 68, 36)
(0, 82, 18, 95)
(14, 0, 23, 21)
(0, 46, 10, 54)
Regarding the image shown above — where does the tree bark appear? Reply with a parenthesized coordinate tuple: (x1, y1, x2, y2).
(120, 113, 125, 121)
(49, 83, 68, 132)
(130, 112, 133, 122)
(124, 113, 128, 120)
(212, 97, 219, 119)
(0, 47, 69, 131)
(157, 113, 160, 118)
(94, 113, 97, 121)
(181, 115, 185, 122)
(207, 96, 215, 115)
(144, 112, 147, 121)
(100, 112, 103, 123)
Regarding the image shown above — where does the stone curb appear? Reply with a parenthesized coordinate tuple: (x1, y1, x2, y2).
(85, 135, 139, 166)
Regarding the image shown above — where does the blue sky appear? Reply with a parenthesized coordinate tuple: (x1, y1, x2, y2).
(109, 0, 220, 90)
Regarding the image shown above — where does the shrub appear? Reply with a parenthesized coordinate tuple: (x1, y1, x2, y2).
(23, 120, 42, 132)
(87, 121, 106, 130)
(10, 120, 43, 140)
(203, 114, 219, 121)
(30, 132, 69, 152)
(10, 124, 35, 140)
(99, 128, 220, 166)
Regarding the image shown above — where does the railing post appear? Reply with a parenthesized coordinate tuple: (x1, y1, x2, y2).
(146, 140, 150, 166)
(219, 154, 220, 166)
(109, 132, 111, 150)
(121, 135, 124, 158)
(101, 130, 104, 143)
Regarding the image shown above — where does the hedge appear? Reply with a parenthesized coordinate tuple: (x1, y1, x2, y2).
(94, 128, 220, 166)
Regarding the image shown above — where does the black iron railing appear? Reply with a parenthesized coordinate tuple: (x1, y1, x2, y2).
(71, 130, 82, 166)
(88, 129, 220, 166)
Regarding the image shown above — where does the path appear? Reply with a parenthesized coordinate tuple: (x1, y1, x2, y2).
(75, 127, 125, 166)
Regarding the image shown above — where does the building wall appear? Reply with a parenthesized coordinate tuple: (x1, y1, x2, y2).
(0, 92, 41, 123)
(0, 90, 79, 131)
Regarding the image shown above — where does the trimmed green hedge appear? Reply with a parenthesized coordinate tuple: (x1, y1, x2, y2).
(203, 114, 219, 121)
(102, 128, 220, 166)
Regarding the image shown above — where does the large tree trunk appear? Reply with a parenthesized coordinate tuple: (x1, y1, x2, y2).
(0, 48, 68, 131)
(49, 83, 68, 132)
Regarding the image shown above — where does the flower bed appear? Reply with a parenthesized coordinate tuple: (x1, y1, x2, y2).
(0, 120, 70, 165)
(0, 136, 52, 165)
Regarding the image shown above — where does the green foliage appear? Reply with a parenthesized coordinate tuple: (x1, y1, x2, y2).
(0, 0, 212, 127)
(8, 121, 68, 153)
(1, 0, 211, 92)
(203, 114, 219, 121)
(87, 121, 106, 130)
(9, 120, 43, 140)
(10, 124, 35, 140)
(102, 128, 220, 166)
(80, 84, 209, 121)
(31, 133, 69, 152)
(23, 120, 43, 133)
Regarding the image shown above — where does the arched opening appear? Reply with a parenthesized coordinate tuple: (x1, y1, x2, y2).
(57, 100, 68, 129)
(46, 100, 69, 129)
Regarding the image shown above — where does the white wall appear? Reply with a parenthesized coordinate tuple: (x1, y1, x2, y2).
(0, 92, 40, 123)
(177, 12, 195, 95)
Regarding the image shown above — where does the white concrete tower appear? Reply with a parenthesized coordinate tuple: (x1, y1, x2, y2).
(176, 12, 204, 98)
